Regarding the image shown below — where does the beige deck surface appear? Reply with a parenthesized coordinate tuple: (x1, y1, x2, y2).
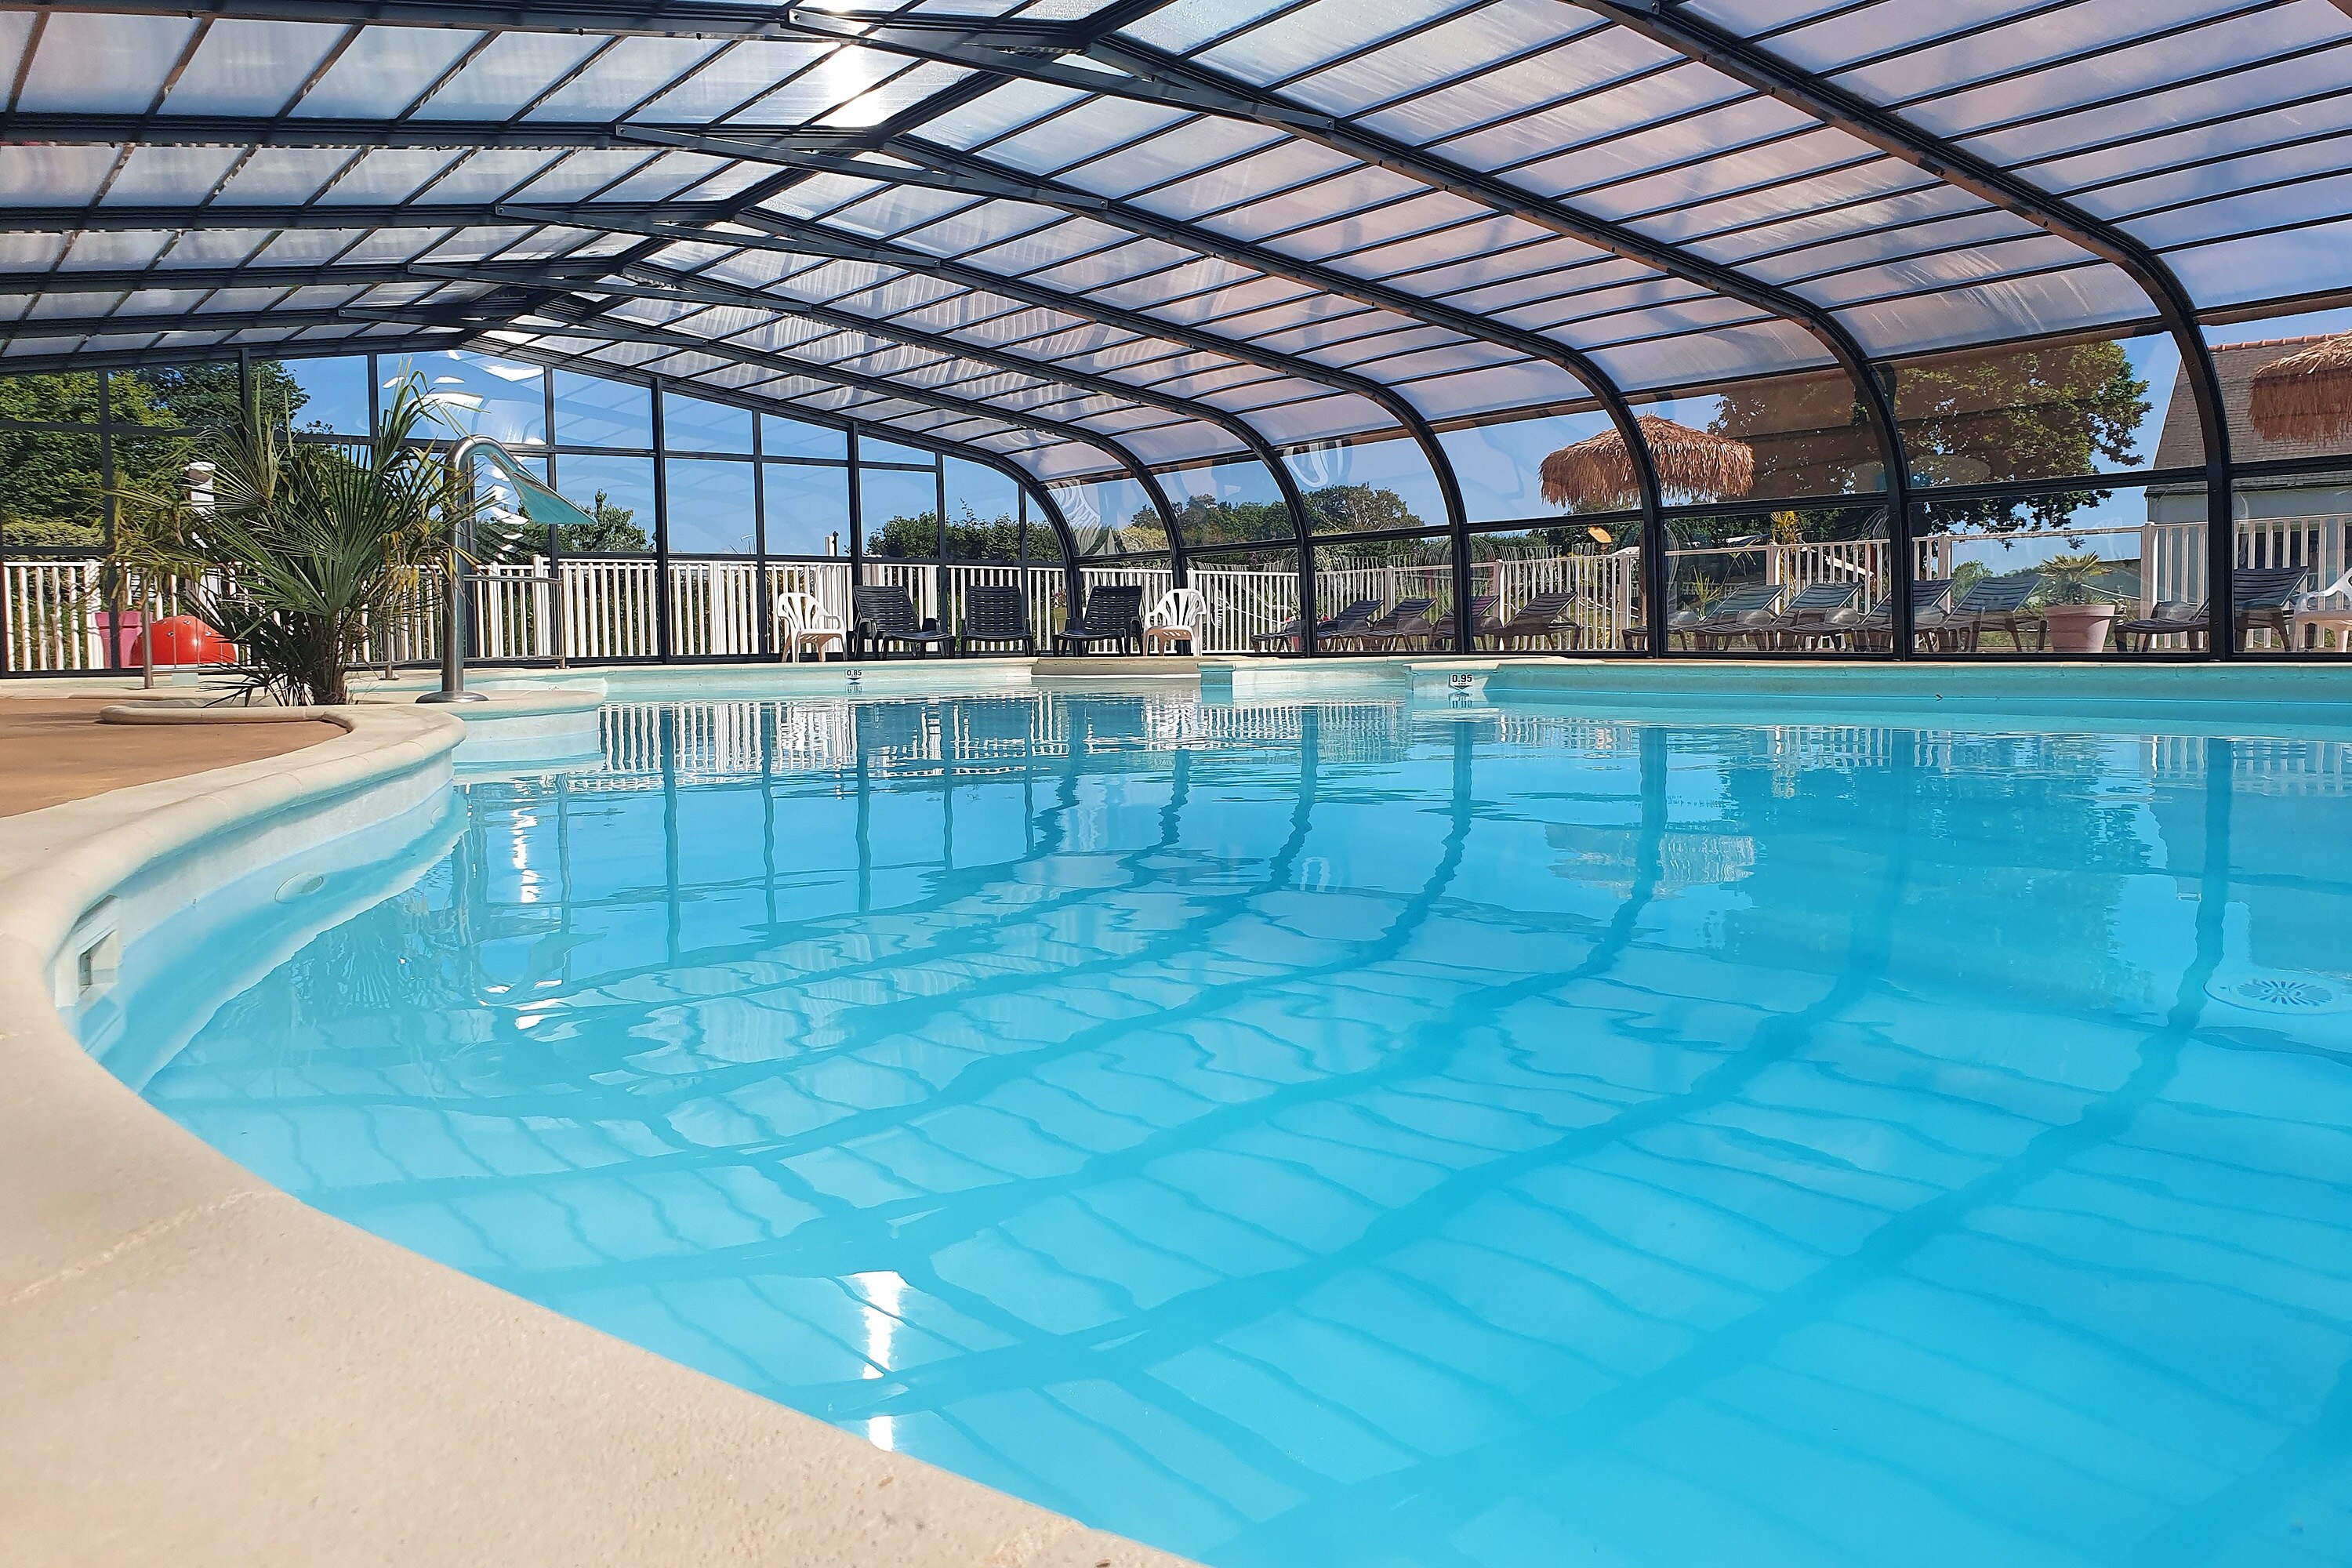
(0, 699, 340, 818)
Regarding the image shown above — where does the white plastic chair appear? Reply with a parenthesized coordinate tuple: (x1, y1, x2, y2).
(776, 590, 847, 662)
(2291, 568, 2352, 653)
(1143, 586, 1209, 655)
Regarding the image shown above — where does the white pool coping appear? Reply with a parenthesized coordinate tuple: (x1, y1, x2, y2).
(0, 702, 1192, 1568)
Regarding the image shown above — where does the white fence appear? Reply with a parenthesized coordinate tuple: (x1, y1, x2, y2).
(18, 515, 2352, 673)
(5, 558, 105, 671)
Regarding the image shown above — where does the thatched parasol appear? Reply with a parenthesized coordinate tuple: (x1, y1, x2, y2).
(2249, 332, 2352, 442)
(1539, 415, 1754, 511)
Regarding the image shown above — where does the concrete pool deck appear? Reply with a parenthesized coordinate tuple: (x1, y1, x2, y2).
(0, 699, 1196, 1568)
(0, 697, 343, 816)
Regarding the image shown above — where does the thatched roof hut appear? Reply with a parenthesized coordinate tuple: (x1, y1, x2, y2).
(1539, 416, 1754, 511)
(2249, 332, 2352, 443)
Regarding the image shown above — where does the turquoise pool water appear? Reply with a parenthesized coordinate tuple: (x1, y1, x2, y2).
(122, 692, 2352, 1566)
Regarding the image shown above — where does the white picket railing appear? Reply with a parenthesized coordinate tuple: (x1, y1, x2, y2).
(5, 558, 106, 671)
(20, 516, 2352, 673)
(1477, 550, 1642, 649)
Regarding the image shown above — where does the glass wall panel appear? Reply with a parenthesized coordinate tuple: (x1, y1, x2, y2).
(1636, 374, 1882, 505)
(2204, 306, 2352, 468)
(861, 464, 940, 559)
(123, 363, 243, 430)
(1911, 484, 2161, 655)
(662, 390, 753, 455)
(547, 452, 655, 553)
(387, 350, 546, 447)
(1284, 434, 1446, 534)
(1662, 505, 1891, 655)
(763, 412, 847, 461)
(2231, 479, 2352, 654)
(663, 456, 757, 554)
(1313, 535, 1457, 652)
(0, 373, 107, 556)
(862, 437, 938, 469)
(0, 428, 103, 550)
(1440, 408, 1617, 523)
(1889, 332, 2180, 489)
(0, 370, 99, 425)
(1187, 544, 1300, 655)
(1156, 457, 1292, 546)
(472, 451, 554, 547)
(268, 356, 369, 435)
(943, 457, 1020, 562)
(1047, 474, 1162, 557)
(552, 369, 652, 449)
(1024, 509, 1066, 562)
(109, 427, 201, 539)
(1470, 520, 1647, 654)
(762, 462, 850, 557)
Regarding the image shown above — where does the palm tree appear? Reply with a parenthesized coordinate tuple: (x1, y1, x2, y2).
(164, 378, 477, 706)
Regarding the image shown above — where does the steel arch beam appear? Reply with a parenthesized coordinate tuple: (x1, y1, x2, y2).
(0, 306, 437, 340)
(470, 259, 1318, 581)
(0, 98, 1475, 628)
(408, 332, 1095, 610)
(0, 202, 735, 232)
(1022, 37, 1908, 652)
(866, 135, 1675, 653)
(0, 307, 1098, 603)
(1572, 0, 2238, 654)
(0, 250, 1316, 583)
(505, 203, 1507, 650)
(0, 111, 877, 151)
(0, 330, 466, 378)
(0, 0, 1175, 47)
(503, 203, 1442, 470)
(352, 303, 1180, 559)
(573, 132, 1668, 652)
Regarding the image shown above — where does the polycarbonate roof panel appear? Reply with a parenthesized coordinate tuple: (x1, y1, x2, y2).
(164, 20, 344, 116)
(4, 0, 2352, 491)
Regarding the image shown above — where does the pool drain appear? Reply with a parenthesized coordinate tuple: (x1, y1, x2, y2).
(2204, 968, 2352, 1016)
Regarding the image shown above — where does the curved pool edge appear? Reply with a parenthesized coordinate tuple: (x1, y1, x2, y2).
(0, 703, 1197, 1568)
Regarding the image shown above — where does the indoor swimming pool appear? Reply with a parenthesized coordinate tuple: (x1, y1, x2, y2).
(102, 691, 2352, 1568)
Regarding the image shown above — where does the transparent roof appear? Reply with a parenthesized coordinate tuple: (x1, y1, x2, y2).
(3, 0, 2349, 539)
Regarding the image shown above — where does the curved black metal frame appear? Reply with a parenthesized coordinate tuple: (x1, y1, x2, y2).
(0, 0, 2336, 667)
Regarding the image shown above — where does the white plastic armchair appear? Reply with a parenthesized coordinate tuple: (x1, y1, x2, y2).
(2290, 567, 2352, 653)
(1144, 586, 1210, 655)
(776, 590, 847, 662)
(2295, 567, 2352, 611)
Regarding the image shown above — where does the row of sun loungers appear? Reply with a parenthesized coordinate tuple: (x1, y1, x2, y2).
(848, 583, 1147, 658)
(1248, 592, 1589, 652)
(837, 566, 2318, 659)
(1632, 564, 2313, 652)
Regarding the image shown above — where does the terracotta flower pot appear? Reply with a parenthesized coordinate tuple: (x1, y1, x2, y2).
(2042, 603, 2117, 653)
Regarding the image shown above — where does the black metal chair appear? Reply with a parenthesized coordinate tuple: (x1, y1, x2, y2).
(1683, 583, 1784, 650)
(1330, 597, 1436, 652)
(1247, 597, 1381, 653)
(1752, 580, 1863, 650)
(1430, 593, 1500, 651)
(2234, 564, 2310, 648)
(853, 585, 954, 659)
(958, 583, 1035, 655)
(1051, 583, 1146, 655)
(1926, 573, 2044, 652)
(2115, 598, 2207, 652)
(1486, 591, 1583, 651)
(1846, 578, 1955, 652)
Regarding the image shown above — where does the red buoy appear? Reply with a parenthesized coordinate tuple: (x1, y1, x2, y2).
(142, 615, 238, 666)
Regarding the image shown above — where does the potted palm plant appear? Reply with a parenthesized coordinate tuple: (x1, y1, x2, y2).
(2038, 550, 2121, 653)
(129, 378, 472, 706)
